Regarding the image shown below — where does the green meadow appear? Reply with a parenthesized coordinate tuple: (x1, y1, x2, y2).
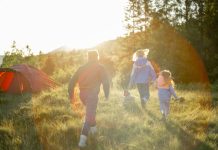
(0, 84, 217, 150)
(1, 1, 218, 149)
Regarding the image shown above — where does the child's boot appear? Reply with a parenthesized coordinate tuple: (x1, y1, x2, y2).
(89, 126, 98, 144)
(90, 126, 97, 135)
(141, 97, 147, 108)
(141, 101, 145, 109)
(78, 135, 87, 148)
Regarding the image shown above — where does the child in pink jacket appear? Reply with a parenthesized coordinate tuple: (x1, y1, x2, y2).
(157, 70, 180, 120)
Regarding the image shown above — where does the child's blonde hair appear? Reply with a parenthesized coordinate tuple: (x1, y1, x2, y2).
(132, 49, 149, 61)
(160, 70, 175, 87)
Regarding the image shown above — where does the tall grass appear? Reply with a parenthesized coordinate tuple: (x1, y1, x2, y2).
(0, 84, 217, 150)
(0, 93, 42, 150)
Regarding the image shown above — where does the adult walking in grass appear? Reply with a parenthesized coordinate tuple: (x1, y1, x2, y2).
(68, 50, 110, 148)
(128, 49, 157, 108)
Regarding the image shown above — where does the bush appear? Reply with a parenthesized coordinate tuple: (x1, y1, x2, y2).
(52, 67, 77, 84)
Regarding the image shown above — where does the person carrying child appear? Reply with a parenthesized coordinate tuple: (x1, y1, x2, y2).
(128, 49, 157, 108)
(68, 50, 110, 148)
(157, 70, 181, 120)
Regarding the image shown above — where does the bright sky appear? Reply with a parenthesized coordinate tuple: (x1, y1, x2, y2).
(0, 0, 127, 55)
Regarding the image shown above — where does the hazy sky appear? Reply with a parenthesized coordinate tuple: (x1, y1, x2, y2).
(0, 0, 127, 55)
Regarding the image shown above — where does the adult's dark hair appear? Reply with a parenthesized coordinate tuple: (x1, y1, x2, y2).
(88, 50, 99, 62)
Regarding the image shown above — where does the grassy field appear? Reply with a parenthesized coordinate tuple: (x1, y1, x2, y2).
(0, 84, 217, 150)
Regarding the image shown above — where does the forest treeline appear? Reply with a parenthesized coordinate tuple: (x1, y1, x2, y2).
(125, 0, 218, 83)
(1, 0, 217, 86)
(99, 0, 218, 84)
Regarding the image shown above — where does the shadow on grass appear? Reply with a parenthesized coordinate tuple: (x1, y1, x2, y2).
(123, 99, 143, 115)
(0, 93, 43, 150)
(68, 103, 215, 150)
(144, 109, 214, 150)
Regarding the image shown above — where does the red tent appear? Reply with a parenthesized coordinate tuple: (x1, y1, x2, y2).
(0, 64, 57, 94)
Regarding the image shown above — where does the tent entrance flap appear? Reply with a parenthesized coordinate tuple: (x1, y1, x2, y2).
(0, 72, 14, 92)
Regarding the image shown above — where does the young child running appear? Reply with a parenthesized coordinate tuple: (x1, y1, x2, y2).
(157, 70, 180, 120)
(128, 49, 157, 108)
